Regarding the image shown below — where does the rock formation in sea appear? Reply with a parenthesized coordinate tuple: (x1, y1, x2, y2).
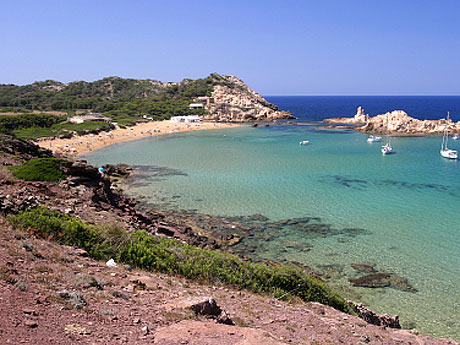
(201, 74, 295, 122)
(324, 107, 460, 135)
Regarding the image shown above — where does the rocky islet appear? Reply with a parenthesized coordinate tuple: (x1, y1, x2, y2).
(324, 106, 460, 135)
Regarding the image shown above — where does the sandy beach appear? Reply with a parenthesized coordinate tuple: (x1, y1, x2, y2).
(35, 120, 242, 156)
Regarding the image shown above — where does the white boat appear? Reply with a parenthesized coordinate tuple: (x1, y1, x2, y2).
(452, 134, 459, 140)
(381, 143, 393, 154)
(299, 140, 310, 145)
(381, 115, 394, 155)
(367, 135, 382, 142)
(441, 148, 458, 159)
(440, 112, 458, 159)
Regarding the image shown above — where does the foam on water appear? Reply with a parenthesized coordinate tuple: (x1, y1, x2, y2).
(83, 125, 460, 339)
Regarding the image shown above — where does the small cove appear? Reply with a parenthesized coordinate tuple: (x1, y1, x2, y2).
(83, 96, 460, 340)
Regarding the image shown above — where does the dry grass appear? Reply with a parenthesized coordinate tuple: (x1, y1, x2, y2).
(162, 308, 197, 322)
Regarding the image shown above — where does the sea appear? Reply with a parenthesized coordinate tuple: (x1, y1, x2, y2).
(82, 96, 460, 340)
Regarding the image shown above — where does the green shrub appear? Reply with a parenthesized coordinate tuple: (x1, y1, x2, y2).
(0, 113, 66, 135)
(8, 207, 115, 259)
(52, 121, 109, 134)
(12, 121, 113, 140)
(12, 127, 55, 140)
(8, 207, 354, 314)
(0, 75, 218, 120)
(9, 158, 70, 181)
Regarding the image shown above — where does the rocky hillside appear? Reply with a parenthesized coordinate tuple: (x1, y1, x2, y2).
(324, 107, 460, 135)
(201, 75, 294, 122)
(1, 219, 457, 345)
(0, 74, 293, 122)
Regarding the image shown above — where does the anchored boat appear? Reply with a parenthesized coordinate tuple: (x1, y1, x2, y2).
(367, 135, 382, 142)
(381, 115, 394, 155)
(440, 112, 458, 160)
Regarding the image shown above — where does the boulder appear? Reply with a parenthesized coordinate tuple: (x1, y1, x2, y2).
(65, 161, 100, 179)
(189, 298, 234, 325)
(190, 298, 222, 317)
(102, 164, 132, 177)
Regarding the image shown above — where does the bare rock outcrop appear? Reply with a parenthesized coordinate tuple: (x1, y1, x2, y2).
(348, 301, 401, 328)
(360, 110, 460, 135)
(323, 106, 369, 125)
(354, 106, 369, 123)
(0, 135, 52, 160)
(201, 75, 294, 122)
(324, 107, 460, 135)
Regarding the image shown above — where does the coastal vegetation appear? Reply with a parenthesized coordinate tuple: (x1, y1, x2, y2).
(8, 206, 354, 314)
(14, 120, 114, 140)
(0, 75, 227, 139)
(0, 74, 293, 137)
(9, 158, 70, 181)
(0, 75, 217, 117)
(0, 112, 112, 140)
(0, 113, 66, 134)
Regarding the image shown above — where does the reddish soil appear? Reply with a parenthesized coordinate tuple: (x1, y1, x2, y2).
(0, 216, 457, 345)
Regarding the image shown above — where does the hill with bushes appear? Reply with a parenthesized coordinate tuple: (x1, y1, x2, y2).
(0, 74, 293, 122)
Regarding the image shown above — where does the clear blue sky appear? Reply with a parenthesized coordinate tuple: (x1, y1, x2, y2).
(1, 0, 459, 95)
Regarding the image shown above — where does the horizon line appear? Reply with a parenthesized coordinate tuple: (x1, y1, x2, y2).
(264, 94, 460, 97)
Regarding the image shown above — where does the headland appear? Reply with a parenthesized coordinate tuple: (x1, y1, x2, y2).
(0, 73, 294, 156)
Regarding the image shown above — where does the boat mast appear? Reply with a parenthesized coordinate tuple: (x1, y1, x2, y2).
(386, 114, 390, 146)
(445, 112, 450, 150)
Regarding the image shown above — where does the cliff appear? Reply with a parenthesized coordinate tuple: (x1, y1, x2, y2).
(324, 107, 460, 135)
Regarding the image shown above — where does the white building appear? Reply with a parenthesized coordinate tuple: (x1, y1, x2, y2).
(189, 103, 204, 109)
(69, 113, 111, 124)
(170, 115, 202, 123)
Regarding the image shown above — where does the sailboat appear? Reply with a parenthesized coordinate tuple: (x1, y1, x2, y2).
(381, 114, 394, 155)
(440, 112, 458, 159)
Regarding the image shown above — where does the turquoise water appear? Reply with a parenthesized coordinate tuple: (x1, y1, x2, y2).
(83, 125, 460, 339)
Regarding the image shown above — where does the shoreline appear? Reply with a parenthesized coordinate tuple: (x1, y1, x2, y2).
(104, 126, 460, 340)
(1, 134, 459, 343)
(35, 120, 243, 156)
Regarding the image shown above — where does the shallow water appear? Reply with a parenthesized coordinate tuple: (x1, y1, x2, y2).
(83, 124, 460, 339)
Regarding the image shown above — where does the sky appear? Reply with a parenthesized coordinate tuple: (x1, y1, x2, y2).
(1, 0, 460, 95)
